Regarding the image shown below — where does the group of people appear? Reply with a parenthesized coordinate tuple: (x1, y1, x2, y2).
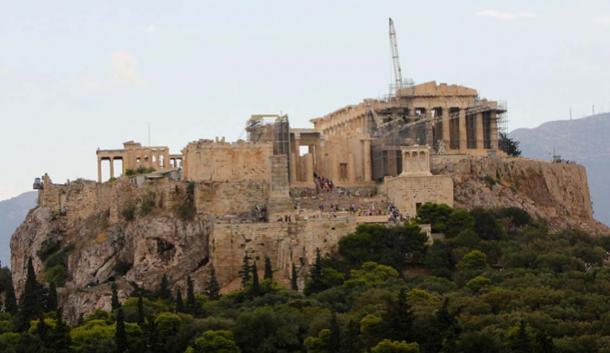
(387, 203, 404, 223)
(314, 173, 334, 193)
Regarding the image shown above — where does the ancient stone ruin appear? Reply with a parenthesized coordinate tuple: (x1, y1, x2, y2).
(13, 80, 607, 323)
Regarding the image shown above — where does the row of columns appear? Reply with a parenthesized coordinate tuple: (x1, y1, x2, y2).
(438, 109, 497, 153)
(97, 157, 122, 182)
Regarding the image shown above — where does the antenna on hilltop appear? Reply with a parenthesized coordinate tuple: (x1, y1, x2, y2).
(147, 122, 151, 146)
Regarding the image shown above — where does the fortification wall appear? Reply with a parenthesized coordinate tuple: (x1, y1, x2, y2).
(210, 217, 358, 290)
(194, 181, 269, 218)
(182, 141, 273, 182)
(380, 175, 454, 218)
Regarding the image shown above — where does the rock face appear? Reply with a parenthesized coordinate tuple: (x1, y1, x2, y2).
(433, 156, 607, 234)
(0, 191, 37, 266)
(10, 157, 607, 323)
(510, 113, 610, 226)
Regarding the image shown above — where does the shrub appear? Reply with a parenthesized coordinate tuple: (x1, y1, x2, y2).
(37, 238, 61, 262)
(121, 201, 136, 221)
(457, 250, 487, 271)
(139, 191, 156, 215)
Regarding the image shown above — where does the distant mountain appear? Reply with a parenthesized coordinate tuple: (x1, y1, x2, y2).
(0, 191, 37, 267)
(510, 113, 610, 226)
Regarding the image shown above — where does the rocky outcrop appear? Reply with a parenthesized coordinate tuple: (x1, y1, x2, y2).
(10, 157, 607, 323)
(433, 156, 608, 234)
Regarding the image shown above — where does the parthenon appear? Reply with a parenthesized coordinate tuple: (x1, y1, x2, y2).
(95, 81, 505, 218)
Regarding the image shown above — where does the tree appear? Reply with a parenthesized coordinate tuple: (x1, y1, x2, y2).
(35, 316, 50, 345)
(251, 262, 260, 296)
(381, 288, 415, 342)
(371, 339, 420, 353)
(264, 257, 273, 281)
(512, 321, 532, 353)
(457, 250, 488, 271)
(205, 267, 221, 300)
(534, 332, 555, 353)
(291, 263, 298, 291)
(240, 254, 251, 288)
(46, 282, 58, 313)
(111, 282, 121, 311)
(175, 289, 184, 313)
(445, 209, 475, 238)
(341, 319, 363, 353)
(157, 274, 172, 301)
(192, 330, 240, 353)
(115, 307, 128, 353)
(18, 258, 42, 330)
(137, 294, 145, 326)
(499, 132, 522, 157)
(431, 298, 460, 353)
(186, 275, 197, 313)
(328, 311, 341, 353)
(4, 278, 18, 314)
(50, 311, 72, 353)
(304, 248, 325, 296)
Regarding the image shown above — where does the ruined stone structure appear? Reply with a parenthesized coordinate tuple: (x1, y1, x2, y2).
(18, 78, 605, 323)
(96, 141, 182, 182)
(380, 146, 453, 218)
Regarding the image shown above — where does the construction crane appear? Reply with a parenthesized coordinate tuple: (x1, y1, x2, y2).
(388, 18, 413, 94)
(389, 18, 403, 91)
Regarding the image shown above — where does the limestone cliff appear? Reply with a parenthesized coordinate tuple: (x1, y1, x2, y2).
(433, 156, 608, 234)
(10, 157, 608, 323)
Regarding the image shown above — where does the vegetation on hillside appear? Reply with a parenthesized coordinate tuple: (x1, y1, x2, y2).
(1, 204, 610, 352)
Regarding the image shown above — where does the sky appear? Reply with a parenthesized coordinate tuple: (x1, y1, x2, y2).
(1, 0, 610, 201)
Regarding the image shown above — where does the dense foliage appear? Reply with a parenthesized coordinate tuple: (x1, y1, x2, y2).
(1, 204, 610, 353)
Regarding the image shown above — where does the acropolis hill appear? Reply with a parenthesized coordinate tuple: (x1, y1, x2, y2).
(11, 80, 609, 322)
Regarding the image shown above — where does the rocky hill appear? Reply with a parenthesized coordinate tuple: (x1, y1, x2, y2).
(10, 157, 608, 323)
(510, 113, 610, 226)
(0, 191, 36, 267)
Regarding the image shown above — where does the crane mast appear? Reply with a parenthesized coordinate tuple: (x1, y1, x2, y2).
(389, 18, 403, 91)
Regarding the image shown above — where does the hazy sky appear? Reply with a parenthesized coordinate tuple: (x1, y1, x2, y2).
(1, 0, 610, 200)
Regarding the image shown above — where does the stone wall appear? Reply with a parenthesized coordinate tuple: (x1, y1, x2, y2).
(210, 217, 358, 290)
(194, 181, 269, 218)
(380, 175, 454, 218)
(182, 140, 273, 183)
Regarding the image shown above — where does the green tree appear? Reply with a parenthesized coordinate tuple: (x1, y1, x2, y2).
(512, 321, 533, 353)
(445, 209, 475, 238)
(381, 288, 415, 342)
(175, 289, 184, 313)
(115, 307, 128, 353)
(18, 258, 42, 330)
(417, 203, 453, 233)
(499, 132, 522, 157)
(263, 257, 273, 281)
(457, 250, 487, 271)
(4, 279, 18, 315)
(157, 274, 172, 301)
(341, 319, 363, 353)
(111, 282, 121, 311)
(137, 294, 145, 326)
(46, 282, 58, 313)
(240, 255, 251, 288)
(205, 267, 221, 300)
(50, 312, 71, 353)
(186, 275, 197, 314)
(304, 248, 325, 296)
(328, 311, 341, 353)
(250, 262, 260, 296)
(371, 339, 420, 353)
(290, 263, 298, 291)
(192, 330, 240, 353)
